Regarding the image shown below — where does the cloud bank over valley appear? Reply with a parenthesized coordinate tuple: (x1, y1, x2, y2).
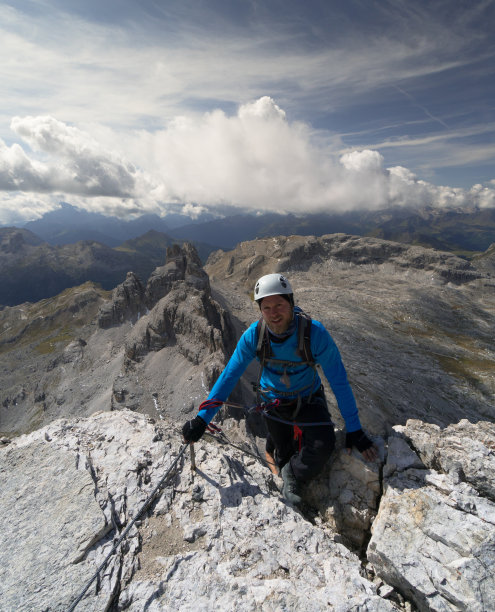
(1, 97, 494, 226)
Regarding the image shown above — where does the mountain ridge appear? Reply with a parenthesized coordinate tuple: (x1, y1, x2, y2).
(20, 202, 216, 246)
(9, 201, 495, 255)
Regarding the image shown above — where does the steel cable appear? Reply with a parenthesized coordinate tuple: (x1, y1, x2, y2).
(66, 443, 188, 612)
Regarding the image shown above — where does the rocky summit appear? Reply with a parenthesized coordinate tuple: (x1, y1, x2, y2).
(1, 235, 494, 611)
(1, 412, 494, 611)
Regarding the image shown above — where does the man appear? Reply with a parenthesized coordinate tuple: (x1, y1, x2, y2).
(183, 273, 377, 505)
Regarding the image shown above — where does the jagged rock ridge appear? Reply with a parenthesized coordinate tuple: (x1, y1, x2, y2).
(0, 243, 235, 435)
(100, 243, 236, 408)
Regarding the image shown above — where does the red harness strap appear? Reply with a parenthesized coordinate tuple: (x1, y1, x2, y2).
(293, 425, 303, 452)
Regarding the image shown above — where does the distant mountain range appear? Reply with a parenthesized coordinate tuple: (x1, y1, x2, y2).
(172, 206, 495, 254)
(22, 202, 216, 246)
(18, 202, 495, 254)
(1, 202, 494, 306)
(0, 228, 178, 306)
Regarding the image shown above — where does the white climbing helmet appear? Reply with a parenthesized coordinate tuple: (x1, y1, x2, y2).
(254, 273, 293, 302)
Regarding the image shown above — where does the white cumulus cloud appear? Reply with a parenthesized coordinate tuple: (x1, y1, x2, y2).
(0, 97, 494, 226)
(5, 116, 149, 198)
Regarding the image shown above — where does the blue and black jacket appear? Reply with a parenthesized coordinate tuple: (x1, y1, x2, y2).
(198, 309, 362, 433)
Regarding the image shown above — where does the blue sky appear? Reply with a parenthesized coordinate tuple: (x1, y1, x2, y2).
(1, 0, 494, 224)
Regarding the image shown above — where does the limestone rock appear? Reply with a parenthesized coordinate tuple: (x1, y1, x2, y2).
(206, 233, 482, 290)
(97, 243, 233, 391)
(121, 244, 236, 396)
(0, 438, 109, 611)
(305, 431, 384, 551)
(368, 419, 495, 612)
(472, 243, 495, 275)
(125, 283, 232, 363)
(396, 419, 495, 501)
(0, 411, 395, 612)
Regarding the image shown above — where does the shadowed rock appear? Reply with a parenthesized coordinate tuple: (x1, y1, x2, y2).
(97, 271, 146, 329)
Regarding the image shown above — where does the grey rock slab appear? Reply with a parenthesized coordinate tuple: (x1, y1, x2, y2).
(369, 485, 495, 612)
(1, 411, 396, 611)
(0, 410, 181, 611)
(397, 419, 495, 501)
(368, 421, 495, 612)
(0, 439, 109, 611)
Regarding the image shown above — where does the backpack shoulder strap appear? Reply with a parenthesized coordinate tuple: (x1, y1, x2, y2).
(255, 317, 271, 363)
(296, 311, 315, 363)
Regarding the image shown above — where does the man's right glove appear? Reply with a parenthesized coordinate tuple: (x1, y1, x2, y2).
(345, 429, 373, 453)
(182, 415, 207, 443)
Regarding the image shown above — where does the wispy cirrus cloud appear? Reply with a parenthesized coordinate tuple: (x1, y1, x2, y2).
(1, 1, 493, 128)
(0, 1, 494, 225)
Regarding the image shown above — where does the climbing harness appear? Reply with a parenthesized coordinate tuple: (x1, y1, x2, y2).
(66, 443, 188, 612)
(199, 399, 333, 463)
(200, 399, 333, 476)
(224, 399, 334, 428)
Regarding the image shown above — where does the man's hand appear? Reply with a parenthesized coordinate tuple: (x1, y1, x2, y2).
(346, 429, 378, 462)
(182, 416, 207, 443)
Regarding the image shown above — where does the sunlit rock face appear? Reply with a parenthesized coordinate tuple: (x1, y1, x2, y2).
(1, 411, 494, 611)
(368, 419, 495, 612)
(0, 411, 393, 612)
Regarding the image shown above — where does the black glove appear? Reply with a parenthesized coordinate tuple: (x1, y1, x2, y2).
(346, 429, 373, 453)
(182, 416, 207, 443)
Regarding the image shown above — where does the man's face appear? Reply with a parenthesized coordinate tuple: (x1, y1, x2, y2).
(260, 294, 293, 334)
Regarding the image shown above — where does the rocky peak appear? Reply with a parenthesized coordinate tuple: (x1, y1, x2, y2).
(145, 242, 209, 307)
(0, 227, 43, 255)
(95, 242, 237, 412)
(98, 242, 209, 328)
(472, 242, 495, 275)
(97, 271, 146, 329)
